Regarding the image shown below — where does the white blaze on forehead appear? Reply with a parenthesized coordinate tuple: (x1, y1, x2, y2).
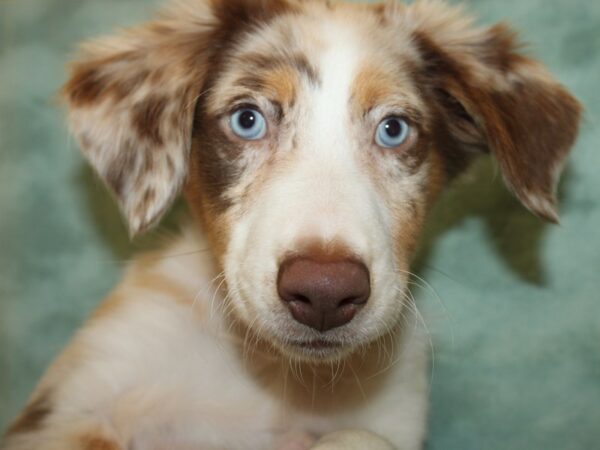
(276, 18, 378, 243)
(307, 19, 363, 160)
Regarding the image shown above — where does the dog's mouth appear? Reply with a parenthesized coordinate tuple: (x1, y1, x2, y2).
(289, 339, 343, 350)
(280, 338, 349, 361)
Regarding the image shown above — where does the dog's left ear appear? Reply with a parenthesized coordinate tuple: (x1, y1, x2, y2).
(62, 3, 215, 235)
(407, 1, 582, 222)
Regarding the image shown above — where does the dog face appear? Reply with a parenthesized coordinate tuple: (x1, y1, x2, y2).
(63, 0, 580, 362)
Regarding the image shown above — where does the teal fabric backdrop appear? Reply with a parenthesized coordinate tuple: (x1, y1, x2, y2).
(1, 0, 599, 449)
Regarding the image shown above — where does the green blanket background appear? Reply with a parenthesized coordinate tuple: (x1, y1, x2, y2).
(1, 0, 599, 448)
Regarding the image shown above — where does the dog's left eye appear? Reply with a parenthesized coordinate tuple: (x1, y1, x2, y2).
(229, 108, 267, 140)
(375, 117, 410, 148)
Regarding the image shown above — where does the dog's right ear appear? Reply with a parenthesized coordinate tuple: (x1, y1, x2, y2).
(62, 2, 217, 236)
(63, 0, 300, 236)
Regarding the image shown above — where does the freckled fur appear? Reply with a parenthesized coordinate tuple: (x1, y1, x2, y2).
(80, 435, 121, 450)
(5, 392, 53, 436)
(3, 1, 580, 450)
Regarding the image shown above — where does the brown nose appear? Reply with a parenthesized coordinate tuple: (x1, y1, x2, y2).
(277, 257, 370, 332)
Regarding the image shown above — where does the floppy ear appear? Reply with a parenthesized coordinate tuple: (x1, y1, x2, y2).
(62, 2, 215, 235)
(408, 1, 582, 222)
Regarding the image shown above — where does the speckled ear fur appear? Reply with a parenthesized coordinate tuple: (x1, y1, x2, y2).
(62, 0, 302, 236)
(62, 1, 216, 236)
(63, 0, 582, 234)
(407, 0, 582, 222)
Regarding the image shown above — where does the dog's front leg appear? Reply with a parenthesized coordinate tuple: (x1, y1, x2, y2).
(1, 417, 124, 450)
(310, 430, 394, 450)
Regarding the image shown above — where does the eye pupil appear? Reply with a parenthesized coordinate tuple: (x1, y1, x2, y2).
(375, 116, 410, 148)
(384, 119, 402, 138)
(230, 107, 267, 140)
(238, 110, 256, 129)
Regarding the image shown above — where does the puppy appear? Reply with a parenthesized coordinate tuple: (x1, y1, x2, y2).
(1, 0, 581, 449)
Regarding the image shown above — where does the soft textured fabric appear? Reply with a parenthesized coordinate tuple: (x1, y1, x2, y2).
(0, 1, 598, 448)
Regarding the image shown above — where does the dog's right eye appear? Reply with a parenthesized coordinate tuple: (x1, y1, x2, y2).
(229, 108, 267, 140)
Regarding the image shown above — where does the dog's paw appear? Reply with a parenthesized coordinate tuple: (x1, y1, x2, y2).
(310, 430, 394, 450)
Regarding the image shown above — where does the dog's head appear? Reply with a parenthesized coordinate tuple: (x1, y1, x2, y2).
(63, 0, 580, 361)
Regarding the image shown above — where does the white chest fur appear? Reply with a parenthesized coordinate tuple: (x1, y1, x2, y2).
(38, 227, 428, 450)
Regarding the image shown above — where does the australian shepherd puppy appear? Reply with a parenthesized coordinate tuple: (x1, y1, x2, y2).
(2, 1, 580, 449)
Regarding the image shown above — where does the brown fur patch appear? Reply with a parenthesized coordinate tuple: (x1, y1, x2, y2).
(190, 103, 239, 213)
(204, 0, 299, 78)
(234, 75, 266, 92)
(370, 3, 391, 26)
(183, 189, 231, 266)
(91, 266, 199, 322)
(425, 149, 447, 205)
(103, 141, 138, 198)
(64, 54, 146, 108)
(389, 154, 444, 264)
(81, 434, 121, 450)
(352, 65, 399, 113)
(132, 95, 168, 145)
(351, 62, 430, 175)
(428, 100, 478, 178)
(411, 30, 486, 178)
(285, 238, 359, 264)
(6, 391, 53, 435)
(412, 25, 581, 220)
(393, 213, 422, 263)
(210, 0, 298, 35)
(186, 0, 303, 220)
(478, 23, 529, 73)
(243, 52, 320, 87)
(290, 53, 320, 87)
(232, 65, 300, 108)
(210, 51, 319, 115)
(90, 292, 127, 322)
(401, 133, 431, 175)
(262, 66, 299, 106)
(131, 272, 197, 308)
(64, 65, 107, 106)
(483, 80, 580, 221)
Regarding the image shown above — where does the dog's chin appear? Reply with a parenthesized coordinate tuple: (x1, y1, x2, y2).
(267, 333, 365, 363)
(280, 340, 344, 362)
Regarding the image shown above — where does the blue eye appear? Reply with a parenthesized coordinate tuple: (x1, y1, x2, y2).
(375, 117, 410, 148)
(229, 108, 267, 140)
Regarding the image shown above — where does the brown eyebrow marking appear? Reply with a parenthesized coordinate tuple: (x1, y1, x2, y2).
(243, 52, 320, 87)
(351, 64, 425, 124)
(352, 65, 400, 113)
(230, 68, 297, 109)
(224, 51, 320, 111)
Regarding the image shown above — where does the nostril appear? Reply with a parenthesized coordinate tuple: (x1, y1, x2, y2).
(291, 293, 311, 304)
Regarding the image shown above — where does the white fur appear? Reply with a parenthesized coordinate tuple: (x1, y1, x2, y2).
(1, 11, 431, 450)
(1, 228, 428, 450)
